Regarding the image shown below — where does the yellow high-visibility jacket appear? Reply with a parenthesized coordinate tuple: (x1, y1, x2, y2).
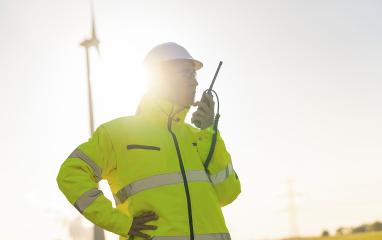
(56, 94, 241, 240)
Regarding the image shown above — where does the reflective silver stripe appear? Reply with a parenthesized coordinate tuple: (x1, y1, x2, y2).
(69, 148, 102, 182)
(209, 163, 234, 185)
(115, 170, 210, 205)
(115, 163, 236, 205)
(151, 233, 231, 240)
(74, 188, 103, 213)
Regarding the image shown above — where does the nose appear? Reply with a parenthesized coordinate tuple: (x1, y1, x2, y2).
(191, 77, 198, 88)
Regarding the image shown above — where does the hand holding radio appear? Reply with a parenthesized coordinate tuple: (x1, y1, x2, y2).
(191, 61, 222, 129)
(191, 92, 215, 129)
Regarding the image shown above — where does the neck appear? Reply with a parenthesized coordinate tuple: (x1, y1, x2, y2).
(136, 92, 191, 124)
(146, 89, 190, 108)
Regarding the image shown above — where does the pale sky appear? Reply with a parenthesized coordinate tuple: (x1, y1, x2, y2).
(0, 0, 381, 239)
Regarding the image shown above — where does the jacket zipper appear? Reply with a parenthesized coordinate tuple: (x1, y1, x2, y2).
(167, 110, 194, 240)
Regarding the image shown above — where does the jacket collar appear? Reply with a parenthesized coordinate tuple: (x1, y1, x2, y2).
(135, 93, 190, 125)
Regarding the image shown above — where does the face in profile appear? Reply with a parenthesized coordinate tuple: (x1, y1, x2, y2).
(157, 59, 199, 107)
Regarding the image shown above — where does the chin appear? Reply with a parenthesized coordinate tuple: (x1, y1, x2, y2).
(180, 99, 193, 108)
(188, 97, 196, 106)
(183, 101, 193, 107)
(177, 94, 194, 107)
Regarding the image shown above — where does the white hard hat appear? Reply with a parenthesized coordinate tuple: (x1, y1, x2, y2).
(144, 42, 203, 70)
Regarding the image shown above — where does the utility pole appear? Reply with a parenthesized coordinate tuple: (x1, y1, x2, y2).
(286, 178, 299, 238)
(80, 1, 104, 240)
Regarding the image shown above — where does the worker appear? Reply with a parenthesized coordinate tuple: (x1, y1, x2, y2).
(56, 42, 241, 240)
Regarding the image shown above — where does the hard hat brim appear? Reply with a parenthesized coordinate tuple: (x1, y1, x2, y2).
(144, 42, 203, 70)
(160, 58, 203, 71)
(192, 59, 203, 70)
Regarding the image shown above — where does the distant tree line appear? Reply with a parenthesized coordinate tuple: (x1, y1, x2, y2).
(321, 221, 382, 237)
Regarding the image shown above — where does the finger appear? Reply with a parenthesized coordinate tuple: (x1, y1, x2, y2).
(205, 92, 213, 100)
(136, 224, 158, 230)
(192, 109, 210, 118)
(206, 93, 215, 106)
(136, 214, 159, 223)
(191, 113, 205, 124)
(129, 229, 151, 239)
(192, 109, 204, 117)
(201, 96, 214, 111)
(134, 212, 156, 222)
(197, 101, 210, 114)
(203, 92, 213, 100)
(193, 111, 206, 119)
(205, 94, 215, 108)
(191, 116, 200, 125)
(191, 115, 200, 124)
(137, 211, 156, 217)
(193, 101, 200, 107)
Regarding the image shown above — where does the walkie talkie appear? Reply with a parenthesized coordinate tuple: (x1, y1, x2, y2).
(192, 61, 223, 128)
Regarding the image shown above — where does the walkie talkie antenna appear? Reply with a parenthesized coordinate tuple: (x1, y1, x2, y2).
(208, 61, 223, 93)
(192, 61, 223, 128)
(203, 61, 223, 171)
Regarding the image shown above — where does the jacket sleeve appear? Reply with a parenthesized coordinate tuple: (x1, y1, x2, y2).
(56, 125, 133, 237)
(195, 126, 241, 207)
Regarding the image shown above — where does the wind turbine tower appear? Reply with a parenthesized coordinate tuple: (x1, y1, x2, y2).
(80, 0, 100, 135)
(79, 1, 104, 240)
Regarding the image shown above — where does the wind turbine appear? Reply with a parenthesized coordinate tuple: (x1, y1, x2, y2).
(80, 0, 100, 135)
(79, 1, 105, 240)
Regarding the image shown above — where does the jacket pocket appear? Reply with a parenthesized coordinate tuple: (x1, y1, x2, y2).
(126, 144, 161, 151)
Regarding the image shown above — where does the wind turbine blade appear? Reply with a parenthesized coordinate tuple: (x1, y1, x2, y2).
(90, 0, 97, 40)
(95, 44, 101, 56)
(90, 0, 100, 56)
